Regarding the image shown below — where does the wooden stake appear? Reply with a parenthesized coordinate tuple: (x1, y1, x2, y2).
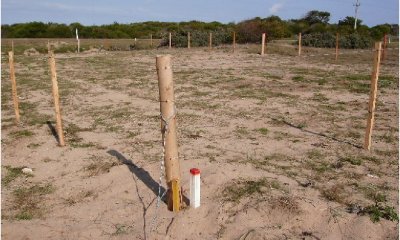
(156, 55, 182, 212)
(188, 32, 191, 49)
(298, 33, 302, 56)
(364, 42, 382, 151)
(261, 33, 266, 55)
(48, 51, 65, 147)
(209, 32, 212, 50)
(335, 33, 339, 61)
(150, 34, 153, 48)
(77, 39, 80, 53)
(169, 32, 172, 49)
(8, 51, 20, 124)
(233, 32, 236, 53)
(381, 34, 387, 61)
(11, 40, 14, 53)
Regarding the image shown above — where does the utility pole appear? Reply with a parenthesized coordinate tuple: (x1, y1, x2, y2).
(354, 0, 361, 30)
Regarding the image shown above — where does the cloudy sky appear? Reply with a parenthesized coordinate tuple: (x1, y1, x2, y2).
(2, 0, 398, 26)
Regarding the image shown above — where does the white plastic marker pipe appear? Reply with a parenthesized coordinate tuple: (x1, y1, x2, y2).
(190, 168, 201, 208)
(76, 28, 80, 53)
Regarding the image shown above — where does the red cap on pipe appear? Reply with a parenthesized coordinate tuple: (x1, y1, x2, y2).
(190, 168, 200, 175)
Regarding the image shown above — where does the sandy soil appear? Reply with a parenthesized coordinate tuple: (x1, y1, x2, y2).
(1, 43, 399, 239)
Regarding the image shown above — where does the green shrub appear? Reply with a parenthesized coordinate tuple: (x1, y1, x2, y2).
(302, 32, 373, 49)
(160, 30, 231, 48)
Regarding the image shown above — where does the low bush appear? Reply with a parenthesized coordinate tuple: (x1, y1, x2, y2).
(302, 32, 373, 49)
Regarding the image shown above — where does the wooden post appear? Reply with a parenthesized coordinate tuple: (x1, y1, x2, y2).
(261, 33, 266, 55)
(187, 32, 191, 49)
(335, 33, 339, 61)
(77, 39, 80, 53)
(209, 32, 212, 50)
(11, 40, 14, 53)
(150, 34, 153, 48)
(169, 32, 172, 49)
(8, 51, 20, 124)
(156, 55, 182, 212)
(364, 42, 382, 151)
(298, 33, 302, 56)
(48, 51, 65, 147)
(381, 34, 387, 61)
(233, 32, 236, 53)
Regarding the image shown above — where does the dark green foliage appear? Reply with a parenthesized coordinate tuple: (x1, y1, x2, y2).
(1, 10, 397, 51)
(302, 10, 331, 25)
(362, 204, 399, 222)
(160, 30, 231, 47)
(302, 33, 373, 49)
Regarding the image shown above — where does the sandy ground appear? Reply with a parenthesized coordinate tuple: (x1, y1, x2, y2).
(1, 43, 399, 239)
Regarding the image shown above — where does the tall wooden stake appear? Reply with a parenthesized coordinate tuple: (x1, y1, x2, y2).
(261, 33, 266, 55)
(364, 42, 382, 151)
(169, 32, 172, 49)
(187, 32, 191, 49)
(11, 40, 14, 53)
(48, 51, 65, 147)
(298, 33, 302, 56)
(156, 55, 182, 212)
(335, 33, 339, 61)
(8, 51, 20, 124)
(150, 34, 153, 48)
(209, 32, 212, 50)
(233, 32, 236, 53)
(381, 34, 388, 61)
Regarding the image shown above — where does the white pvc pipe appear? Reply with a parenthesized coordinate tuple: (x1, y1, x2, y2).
(190, 168, 201, 208)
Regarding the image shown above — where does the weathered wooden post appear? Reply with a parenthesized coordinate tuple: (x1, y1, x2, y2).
(156, 55, 182, 212)
(150, 34, 153, 48)
(11, 40, 14, 52)
(364, 42, 382, 151)
(298, 32, 302, 56)
(48, 51, 66, 147)
(8, 51, 20, 124)
(169, 33, 172, 49)
(335, 33, 339, 61)
(209, 32, 212, 50)
(187, 32, 191, 49)
(233, 32, 236, 53)
(261, 33, 266, 55)
(381, 34, 388, 61)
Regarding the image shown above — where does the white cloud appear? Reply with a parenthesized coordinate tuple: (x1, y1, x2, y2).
(269, 3, 283, 14)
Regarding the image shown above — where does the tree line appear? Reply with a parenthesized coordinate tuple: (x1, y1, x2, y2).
(2, 10, 398, 43)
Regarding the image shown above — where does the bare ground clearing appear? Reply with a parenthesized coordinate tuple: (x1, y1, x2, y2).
(1, 44, 399, 239)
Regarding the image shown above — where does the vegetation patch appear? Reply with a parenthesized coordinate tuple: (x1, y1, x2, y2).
(222, 178, 270, 203)
(2, 165, 32, 187)
(12, 183, 55, 220)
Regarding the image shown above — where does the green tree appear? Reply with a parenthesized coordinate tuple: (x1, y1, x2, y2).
(303, 10, 331, 25)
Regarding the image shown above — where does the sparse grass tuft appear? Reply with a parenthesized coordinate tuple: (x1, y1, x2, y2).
(2, 165, 32, 187)
(340, 156, 362, 166)
(361, 204, 399, 223)
(321, 185, 347, 204)
(12, 183, 55, 220)
(9, 129, 34, 139)
(254, 128, 269, 135)
(222, 178, 269, 203)
(84, 158, 121, 177)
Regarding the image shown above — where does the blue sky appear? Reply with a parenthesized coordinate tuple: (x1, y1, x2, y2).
(1, 0, 398, 26)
